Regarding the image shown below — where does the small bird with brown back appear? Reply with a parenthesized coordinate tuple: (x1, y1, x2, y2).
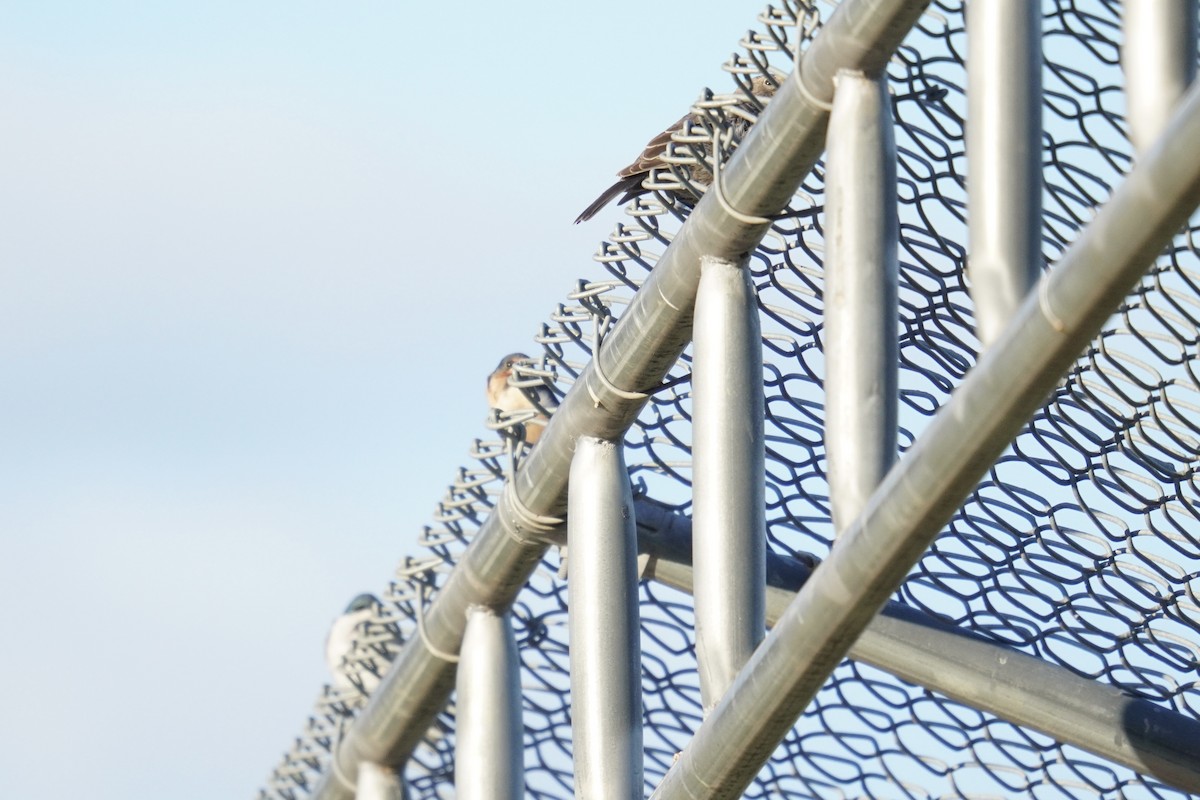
(574, 74, 780, 224)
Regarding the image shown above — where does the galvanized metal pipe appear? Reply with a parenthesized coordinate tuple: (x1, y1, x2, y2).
(823, 70, 898, 535)
(454, 606, 522, 800)
(536, 497, 1200, 792)
(651, 74, 1200, 800)
(1123, 0, 1197, 155)
(692, 255, 766, 708)
(310, 2, 931, 796)
(967, 0, 1043, 348)
(568, 436, 642, 798)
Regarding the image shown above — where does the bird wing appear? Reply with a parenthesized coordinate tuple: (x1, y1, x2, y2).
(575, 113, 693, 224)
(616, 113, 692, 180)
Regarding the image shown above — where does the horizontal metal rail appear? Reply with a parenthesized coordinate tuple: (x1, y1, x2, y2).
(625, 499, 1200, 794)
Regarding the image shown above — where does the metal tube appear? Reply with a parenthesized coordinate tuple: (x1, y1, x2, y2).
(566, 438, 643, 800)
(310, 2, 932, 796)
(568, 436, 642, 798)
(355, 762, 405, 800)
(692, 255, 766, 708)
(823, 70, 898, 535)
(1123, 0, 1198, 155)
(651, 77, 1200, 800)
(455, 606, 523, 800)
(967, 0, 1043, 347)
(633, 536, 1200, 794)
(543, 498, 1200, 792)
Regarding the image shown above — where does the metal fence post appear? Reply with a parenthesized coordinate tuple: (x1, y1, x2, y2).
(455, 606, 523, 800)
(692, 255, 767, 708)
(1123, 0, 1197, 155)
(568, 436, 643, 798)
(823, 69, 898, 537)
(967, 0, 1043, 347)
(355, 762, 405, 800)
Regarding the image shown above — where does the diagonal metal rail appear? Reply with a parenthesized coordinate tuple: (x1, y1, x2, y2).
(308, 1, 933, 797)
(650, 77, 1200, 800)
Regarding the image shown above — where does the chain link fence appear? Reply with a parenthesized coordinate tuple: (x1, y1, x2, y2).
(259, 1, 1200, 797)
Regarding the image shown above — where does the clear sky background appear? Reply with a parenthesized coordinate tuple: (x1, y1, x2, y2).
(0, 1, 765, 796)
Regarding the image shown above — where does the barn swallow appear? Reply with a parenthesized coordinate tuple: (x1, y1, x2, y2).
(574, 74, 780, 224)
(486, 352, 557, 445)
(325, 593, 382, 694)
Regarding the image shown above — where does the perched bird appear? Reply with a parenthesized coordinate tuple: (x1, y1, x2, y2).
(486, 352, 557, 445)
(325, 593, 381, 694)
(574, 74, 780, 224)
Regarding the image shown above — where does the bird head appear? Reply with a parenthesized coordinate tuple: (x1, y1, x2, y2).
(744, 71, 786, 108)
(344, 593, 379, 614)
(487, 352, 532, 404)
(491, 352, 531, 379)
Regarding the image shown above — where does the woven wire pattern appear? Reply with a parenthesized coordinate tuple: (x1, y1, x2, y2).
(259, 0, 1200, 797)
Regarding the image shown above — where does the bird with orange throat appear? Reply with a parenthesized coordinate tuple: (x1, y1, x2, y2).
(486, 353, 557, 446)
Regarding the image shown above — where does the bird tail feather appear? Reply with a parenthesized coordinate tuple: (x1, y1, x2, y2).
(574, 174, 646, 224)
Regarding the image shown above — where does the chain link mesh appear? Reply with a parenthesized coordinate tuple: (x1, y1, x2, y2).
(259, 1, 1200, 797)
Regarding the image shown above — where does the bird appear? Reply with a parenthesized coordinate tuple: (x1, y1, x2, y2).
(574, 74, 781, 224)
(486, 352, 557, 445)
(325, 593, 382, 694)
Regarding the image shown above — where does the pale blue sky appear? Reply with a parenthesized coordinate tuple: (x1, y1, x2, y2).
(0, 1, 763, 796)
